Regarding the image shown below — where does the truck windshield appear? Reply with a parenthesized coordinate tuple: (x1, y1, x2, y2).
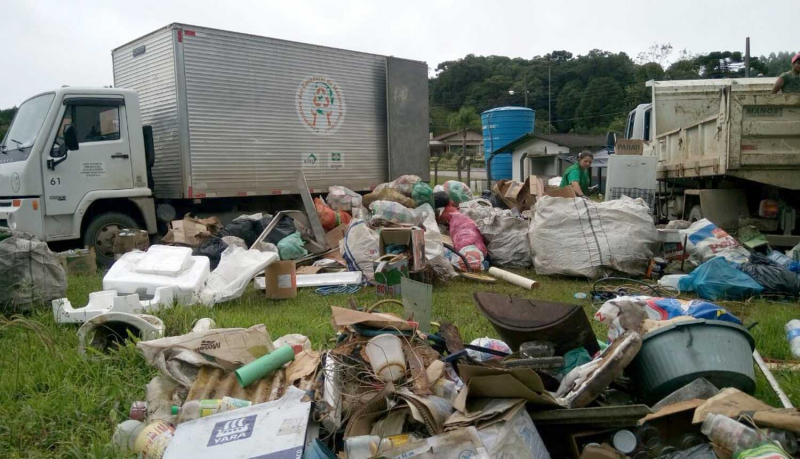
(0, 93, 55, 163)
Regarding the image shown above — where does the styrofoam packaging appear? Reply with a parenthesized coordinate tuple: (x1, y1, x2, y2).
(104, 251, 210, 304)
(135, 245, 194, 277)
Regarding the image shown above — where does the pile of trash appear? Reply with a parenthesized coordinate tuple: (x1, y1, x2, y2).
(10, 170, 800, 458)
(103, 282, 799, 459)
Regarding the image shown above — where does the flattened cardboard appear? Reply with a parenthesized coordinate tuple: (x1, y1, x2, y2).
(58, 247, 97, 276)
(615, 139, 645, 155)
(162, 214, 221, 247)
(640, 398, 704, 424)
(264, 260, 297, 299)
(692, 388, 800, 433)
(545, 186, 577, 199)
(329, 306, 414, 331)
(296, 265, 323, 275)
(324, 223, 348, 251)
(453, 364, 558, 411)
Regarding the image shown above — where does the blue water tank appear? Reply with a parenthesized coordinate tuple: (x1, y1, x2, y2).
(481, 107, 535, 180)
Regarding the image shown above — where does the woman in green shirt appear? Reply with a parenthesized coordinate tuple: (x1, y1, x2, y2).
(560, 150, 593, 196)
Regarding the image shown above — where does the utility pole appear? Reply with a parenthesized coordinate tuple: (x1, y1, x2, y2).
(745, 37, 751, 77)
(548, 65, 552, 133)
(524, 72, 528, 108)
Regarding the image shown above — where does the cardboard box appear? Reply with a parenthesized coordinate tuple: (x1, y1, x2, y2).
(58, 247, 97, 276)
(162, 214, 221, 247)
(163, 388, 310, 459)
(113, 228, 150, 255)
(545, 186, 577, 199)
(264, 260, 297, 299)
(374, 254, 409, 296)
(379, 227, 426, 272)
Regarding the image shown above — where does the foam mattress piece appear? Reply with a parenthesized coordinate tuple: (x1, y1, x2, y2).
(135, 245, 193, 277)
(104, 251, 210, 303)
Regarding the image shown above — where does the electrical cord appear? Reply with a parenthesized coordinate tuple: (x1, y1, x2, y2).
(590, 276, 679, 307)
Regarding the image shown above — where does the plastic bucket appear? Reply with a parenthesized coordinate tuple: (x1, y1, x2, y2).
(629, 319, 755, 405)
(365, 334, 406, 382)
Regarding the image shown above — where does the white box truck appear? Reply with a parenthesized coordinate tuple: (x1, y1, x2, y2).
(0, 24, 429, 262)
(624, 78, 800, 245)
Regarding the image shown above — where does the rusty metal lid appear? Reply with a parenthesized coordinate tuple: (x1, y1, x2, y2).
(472, 292, 580, 330)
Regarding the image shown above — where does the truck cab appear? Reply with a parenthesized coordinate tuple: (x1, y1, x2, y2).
(624, 103, 652, 142)
(0, 87, 157, 263)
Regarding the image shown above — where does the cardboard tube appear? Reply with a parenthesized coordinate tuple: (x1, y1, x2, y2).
(236, 345, 295, 387)
(487, 267, 538, 289)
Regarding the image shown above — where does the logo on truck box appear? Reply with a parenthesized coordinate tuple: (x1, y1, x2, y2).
(297, 76, 346, 134)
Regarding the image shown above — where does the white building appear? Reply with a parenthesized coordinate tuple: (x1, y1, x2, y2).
(494, 133, 608, 181)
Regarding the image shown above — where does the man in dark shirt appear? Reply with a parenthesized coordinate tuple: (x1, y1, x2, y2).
(772, 53, 800, 94)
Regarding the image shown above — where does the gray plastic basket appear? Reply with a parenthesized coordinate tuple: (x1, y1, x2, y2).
(629, 319, 755, 405)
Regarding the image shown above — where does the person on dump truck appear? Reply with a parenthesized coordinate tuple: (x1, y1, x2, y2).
(771, 53, 800, 94)
(560, 150, 593, 197)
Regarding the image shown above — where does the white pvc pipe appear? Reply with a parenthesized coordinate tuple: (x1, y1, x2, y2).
(487, 267, 538, 290)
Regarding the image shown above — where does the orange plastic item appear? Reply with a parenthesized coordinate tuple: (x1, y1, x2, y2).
(315, 197, 352, 231)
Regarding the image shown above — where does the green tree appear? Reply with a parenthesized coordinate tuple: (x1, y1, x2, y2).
(555, 81, 583, 132)
(448, 107, 481, 182)
(0, 107, 17, 141)
(759, 51, 796, 76)
(575, 78, 625, 132)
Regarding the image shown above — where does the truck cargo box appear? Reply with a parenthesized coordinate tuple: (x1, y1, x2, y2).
(112, 24, 429, 200)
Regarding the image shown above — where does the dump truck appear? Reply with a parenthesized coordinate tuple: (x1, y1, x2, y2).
(624, 78, 800, 246)
(0, 24, 429, 263)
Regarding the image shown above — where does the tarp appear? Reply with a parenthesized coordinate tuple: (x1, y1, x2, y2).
(0, 232, 66, 312)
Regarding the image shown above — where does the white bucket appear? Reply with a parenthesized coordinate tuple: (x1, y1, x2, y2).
(365, 334, 406, 382)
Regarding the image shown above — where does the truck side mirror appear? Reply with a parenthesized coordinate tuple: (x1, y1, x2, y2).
(64, 124, 79, 151)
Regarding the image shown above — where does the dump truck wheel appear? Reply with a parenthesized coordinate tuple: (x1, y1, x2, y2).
(83, 212, 139, 266)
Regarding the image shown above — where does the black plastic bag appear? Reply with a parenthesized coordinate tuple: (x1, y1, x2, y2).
(433, 191, 450, 208)
(218, 218, 261, 247)
(194, 237, 228, 269)
(263, 216, 296, 245)
(739, 252, 800, 296)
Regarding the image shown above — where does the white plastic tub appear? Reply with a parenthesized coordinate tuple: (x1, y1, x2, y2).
(365, 334, 406, 382)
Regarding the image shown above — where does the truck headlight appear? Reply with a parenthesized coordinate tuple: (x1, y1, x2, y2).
(7, 213, 16, 230)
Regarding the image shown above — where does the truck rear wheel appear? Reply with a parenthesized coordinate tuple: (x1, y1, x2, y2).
(688, 206, 704, 222)
(83, 212, 139, 266)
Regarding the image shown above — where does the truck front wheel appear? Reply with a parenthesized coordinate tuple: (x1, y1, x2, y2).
(83, 212, 139, 266)
(688, 205, 704, 222)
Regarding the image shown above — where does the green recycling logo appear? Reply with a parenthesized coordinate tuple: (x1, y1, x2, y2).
(297, 76, 346, 135)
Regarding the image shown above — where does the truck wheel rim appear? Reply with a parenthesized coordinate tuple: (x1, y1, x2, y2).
(95, 224, 121, 258)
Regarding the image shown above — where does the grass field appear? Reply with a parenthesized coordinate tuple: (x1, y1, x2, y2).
(1, 270, 799, 458)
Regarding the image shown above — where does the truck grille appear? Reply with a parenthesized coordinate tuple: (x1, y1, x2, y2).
(0, 202, 10, 207)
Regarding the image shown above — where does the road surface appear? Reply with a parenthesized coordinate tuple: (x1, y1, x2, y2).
(434, 169, 487, 180)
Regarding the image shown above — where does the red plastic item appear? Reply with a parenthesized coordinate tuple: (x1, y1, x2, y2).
(437, 204, 459, 224)
(315, 197, 352, 231)
(449, 212, 487, 255)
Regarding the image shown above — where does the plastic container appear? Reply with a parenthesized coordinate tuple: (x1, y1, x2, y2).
(701, 413, 764, 453)
(629, 319, 756, 405)
(365, 334, 406, 382)
(520, 341, 555, 358)
(345, 435, 380, 459)
(785, 320, 800, 358)
(103, 251, 211, 302)
(658, 274, 688, 293)
(768, 250, 794, 268)
(613, 430, 637, 454)
(766, 428, 798, 454)
(173, 397, 252, 423)
(635, 424, 662, 451)
(113, 420, 174, 458)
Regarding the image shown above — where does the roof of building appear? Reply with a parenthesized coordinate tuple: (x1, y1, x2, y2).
(431, 128, 483, 142)
(495, 132, 608, 153)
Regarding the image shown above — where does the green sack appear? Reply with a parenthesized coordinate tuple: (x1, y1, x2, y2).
(277, 231, 308, 260)
(411, 181, 434, 208)
(558, 347, 592, 378)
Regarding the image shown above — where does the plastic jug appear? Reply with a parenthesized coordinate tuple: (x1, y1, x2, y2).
(785, 320, 800, 358)
(113, 420, 174, 458)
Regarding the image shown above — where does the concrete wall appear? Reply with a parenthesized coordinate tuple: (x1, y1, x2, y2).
(510, 138, 570, 181)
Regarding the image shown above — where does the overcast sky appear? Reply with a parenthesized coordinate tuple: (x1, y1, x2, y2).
(2, 0, 796, 108)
